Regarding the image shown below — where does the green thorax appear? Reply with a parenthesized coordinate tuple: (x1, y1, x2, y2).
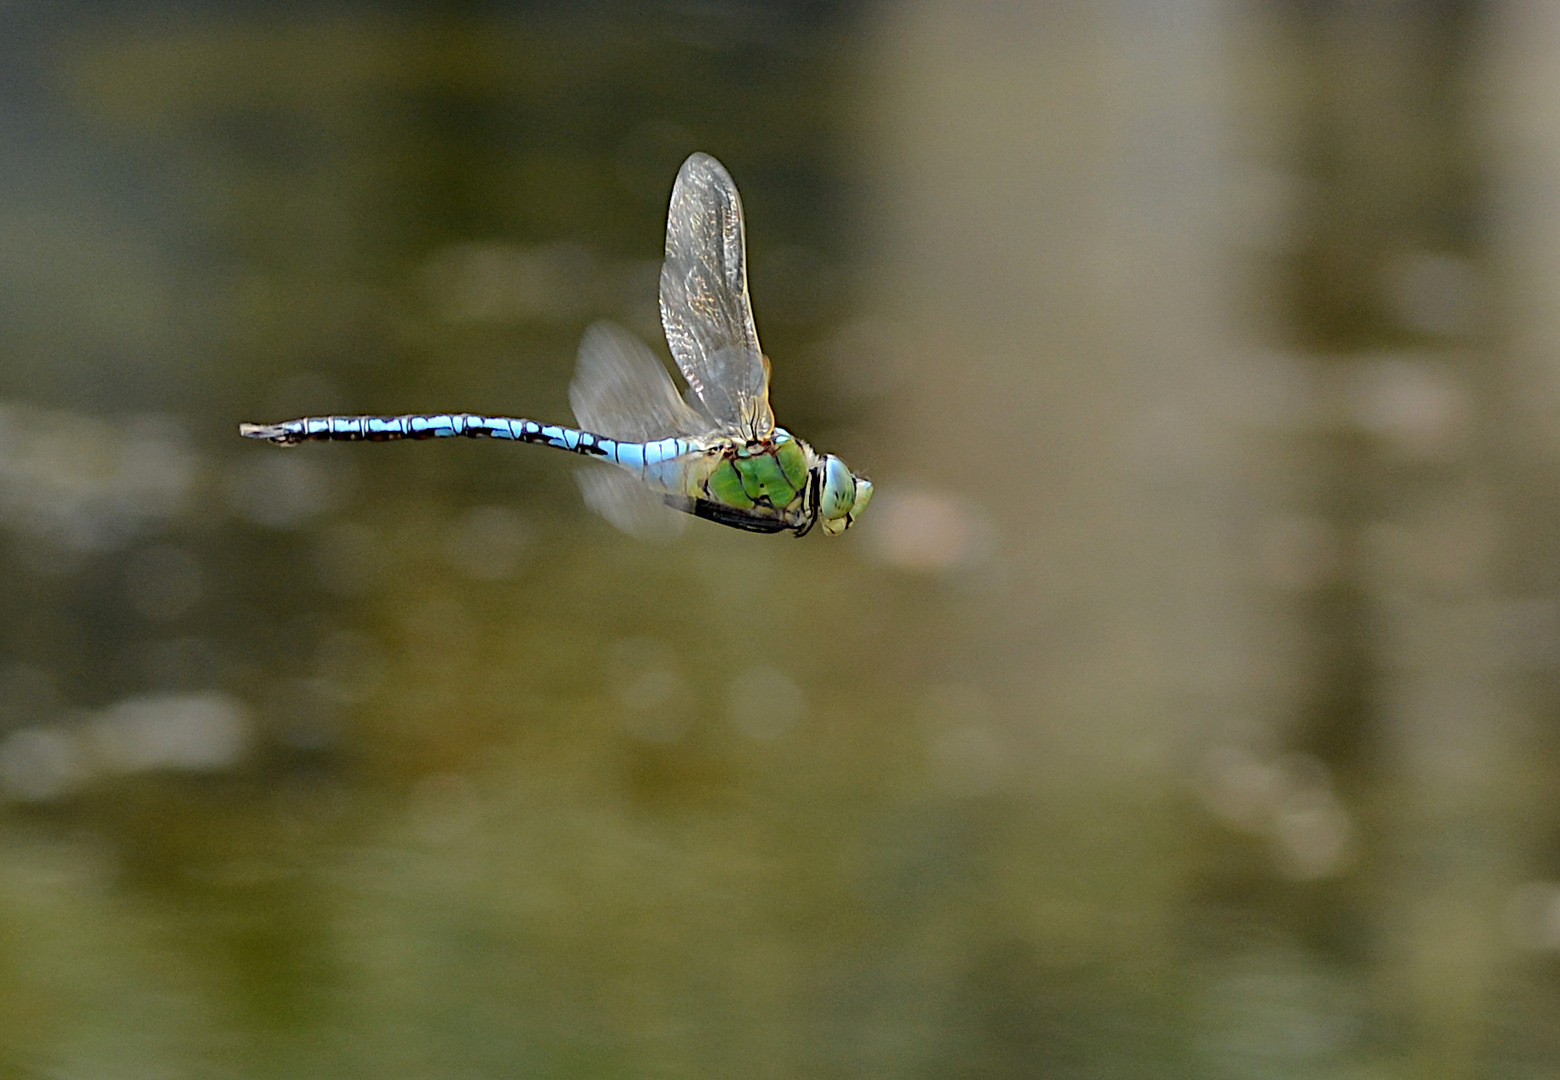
(703, 433, 810, 512)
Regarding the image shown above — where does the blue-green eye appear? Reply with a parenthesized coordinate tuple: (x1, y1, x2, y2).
(820, 455, 856, 521)
(815, 456, 872, 535)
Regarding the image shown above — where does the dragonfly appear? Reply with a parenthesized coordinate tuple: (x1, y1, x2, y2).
(240, 153, 872, 538)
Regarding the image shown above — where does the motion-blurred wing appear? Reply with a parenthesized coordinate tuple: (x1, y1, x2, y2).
(576, 468, 687, 542)
(659, 153, 774, 439)
(569, 321, 705, 441)
(569, 322, 700, 540)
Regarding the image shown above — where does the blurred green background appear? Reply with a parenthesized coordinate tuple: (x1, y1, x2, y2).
(2, 0, 1559, 1076)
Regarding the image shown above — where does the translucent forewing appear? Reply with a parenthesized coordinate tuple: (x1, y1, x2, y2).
(658, 153, 775, 440)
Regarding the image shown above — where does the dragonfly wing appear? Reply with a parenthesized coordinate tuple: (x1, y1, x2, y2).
(659, 153, 775, 438)
(576, 467, 687, 541)
(569, 321, 706, 442)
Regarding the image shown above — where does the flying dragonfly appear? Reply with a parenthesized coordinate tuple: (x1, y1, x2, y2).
(240, 153, 872, 538)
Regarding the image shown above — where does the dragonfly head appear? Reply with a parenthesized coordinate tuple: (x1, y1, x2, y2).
(815, 454, 873, 536)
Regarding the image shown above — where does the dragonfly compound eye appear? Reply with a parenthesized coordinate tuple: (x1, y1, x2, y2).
(818, 455, 871, 535)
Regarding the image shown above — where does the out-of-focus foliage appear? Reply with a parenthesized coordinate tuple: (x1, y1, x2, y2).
(1, 1, 1558, 1077)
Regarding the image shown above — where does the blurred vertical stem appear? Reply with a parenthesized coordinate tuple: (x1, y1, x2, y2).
(1282, 1, 1502, 1076)
(1482, 0, 1560, 1068)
